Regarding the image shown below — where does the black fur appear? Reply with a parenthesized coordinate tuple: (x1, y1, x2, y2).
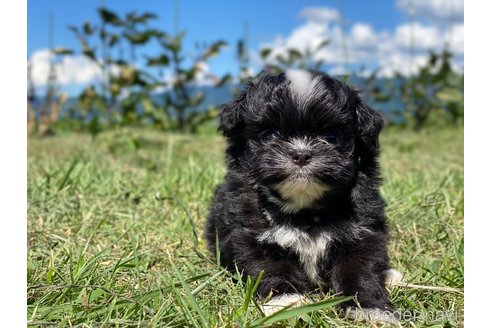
(205, 71, 392, 311)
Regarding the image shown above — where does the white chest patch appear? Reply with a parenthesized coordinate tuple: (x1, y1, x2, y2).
(274, 179, 329, 214)
(257, 225, 331, 286)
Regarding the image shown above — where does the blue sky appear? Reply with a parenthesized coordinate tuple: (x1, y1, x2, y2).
(28, 0, 464, 95)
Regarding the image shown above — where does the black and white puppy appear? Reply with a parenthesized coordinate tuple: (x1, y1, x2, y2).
(205, 70, 400, 319)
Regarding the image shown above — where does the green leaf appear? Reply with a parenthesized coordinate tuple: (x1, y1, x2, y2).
(123, 32, 149, 45)
(134, 76, 148, 87)
(98, 8, 122, 25)
(88, 117, 102, 138)
(131, 12, 158, 23)
(123, 30, 162, 45)
(146, 54, 170, 67)
(52, 48, 74, 55)
(437, 88, 463, 103)
(163, 32, 186, 52)
(141, 96, 158, 114)
(115, 59, 127, 65)
(315, 39, 330, 51)
(237, 39, 246, 59)
(109, 82, 121, 96)
(83, 21, 95, 35)
(260, 48, 272, 59)
(82, 46, 96, 61)
(287, 49, 302, 61)
(202, 40, 227, 59)
(189, 92, 205, 107)
(275, 54, 289, 65)
(99, 28, 107, 40)
(216, 74, 232, 87)
(45, 267, 55, 284)
(108, 34, 119, 47)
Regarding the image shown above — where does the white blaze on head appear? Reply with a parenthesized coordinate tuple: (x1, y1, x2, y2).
(286, 69, 319, 106)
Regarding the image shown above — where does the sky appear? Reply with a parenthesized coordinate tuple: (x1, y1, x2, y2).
(28, 0, 464, 95)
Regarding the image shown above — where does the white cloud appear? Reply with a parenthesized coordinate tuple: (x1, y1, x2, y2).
(192, 61, 212, 86)
(394, 23, 441, 50)
(396, 0, 464, 23)
(350, 23, 379, 49)
(191, 61, 225, 87)
(329, 65, 349, 76)
(447, 23, 464, 54)
(379, 53, 430, 77)
(259, 4, 464, 77)
(263, 22, 336, 64)
(299, 7, 340, 24)
(28, 49, 221, 91)
(260, 9, 346, 66)
(28, 49, 102, 87)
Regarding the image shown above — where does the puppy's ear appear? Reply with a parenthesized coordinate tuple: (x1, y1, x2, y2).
(355, 98, 384, 162)
(219, 91, 246, 138)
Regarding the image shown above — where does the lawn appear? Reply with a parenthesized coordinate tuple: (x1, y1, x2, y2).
(27, 126, 464, 327)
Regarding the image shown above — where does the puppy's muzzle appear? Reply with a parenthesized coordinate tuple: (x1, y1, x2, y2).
(291, 149, 312, 167)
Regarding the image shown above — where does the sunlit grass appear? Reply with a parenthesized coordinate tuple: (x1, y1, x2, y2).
(27, 126, 463, 327)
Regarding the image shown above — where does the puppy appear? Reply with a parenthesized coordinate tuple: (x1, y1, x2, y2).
(205, 70, 397, 320)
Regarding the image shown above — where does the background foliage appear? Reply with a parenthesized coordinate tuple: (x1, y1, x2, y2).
(27, 6, 464, 137)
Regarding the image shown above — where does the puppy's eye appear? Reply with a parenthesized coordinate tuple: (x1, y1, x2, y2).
(324, 131, 341, 144)
(261, 131, 280, 141)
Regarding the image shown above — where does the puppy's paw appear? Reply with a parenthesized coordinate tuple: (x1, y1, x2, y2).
(346, 307, 399, 324)
(261, 293, 309, 316)
(384, 269, 403, 285)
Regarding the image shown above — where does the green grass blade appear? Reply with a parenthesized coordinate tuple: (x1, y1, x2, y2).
(58, 159, 78, 191)
(249, 296, 352, 327)
(170, 262, 209, 327)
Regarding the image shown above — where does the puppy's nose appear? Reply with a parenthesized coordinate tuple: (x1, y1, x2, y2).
(291, 149, 312, 167)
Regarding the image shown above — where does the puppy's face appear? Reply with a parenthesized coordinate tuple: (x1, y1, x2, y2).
(220, 70, 383, 213)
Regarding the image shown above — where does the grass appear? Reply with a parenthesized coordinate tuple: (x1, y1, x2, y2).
(27, 126, 464, 327)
